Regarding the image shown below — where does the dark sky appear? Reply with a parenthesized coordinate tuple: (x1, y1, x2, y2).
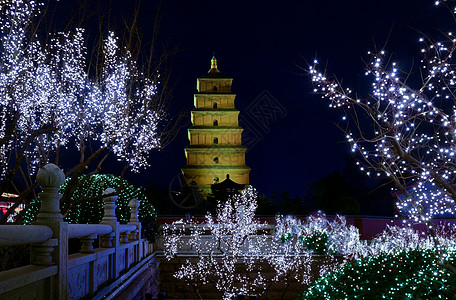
(60, 0, 452, 197)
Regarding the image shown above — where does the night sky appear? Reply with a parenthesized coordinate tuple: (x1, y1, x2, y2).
(59, 0, 452, 198)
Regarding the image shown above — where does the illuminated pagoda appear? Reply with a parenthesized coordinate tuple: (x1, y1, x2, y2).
(182, 56, 250, 196)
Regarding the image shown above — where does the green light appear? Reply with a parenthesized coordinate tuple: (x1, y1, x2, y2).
(23, 174, 159, 241)
(301, 248, 456, 299)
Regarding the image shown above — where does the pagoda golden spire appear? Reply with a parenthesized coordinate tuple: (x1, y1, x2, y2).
(209, 53, 220, 74)
(211, 56, 217, 69)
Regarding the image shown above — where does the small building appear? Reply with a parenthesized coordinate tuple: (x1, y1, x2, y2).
(211, 174, 245, 200)
(182, 56, 250, 196)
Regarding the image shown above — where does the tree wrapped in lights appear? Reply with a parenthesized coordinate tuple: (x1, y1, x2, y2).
(309, 1, 456, 224)
(22, 174, 159, 241)
(163, 186, 315, 299)
(275, 214, 362, 279)
(0, 0, 170, 222)
(278, 214, 361, 256)
(0, 0, 85, 202)
(309, 2, 456, 275)
(270, 215, 314, 288)
(344, 223, 456, 261)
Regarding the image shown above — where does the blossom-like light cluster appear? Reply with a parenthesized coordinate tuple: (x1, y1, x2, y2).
(275, 213, 363, 278)
(163, 186, 315, 299)
(276, 214, 456, 265)
(0, 0, 163, 181)
(276, 213, 361, 257)
(348, 223, 456, 261)
(163, 186, 456, 297)
(309, 5, 456, 221)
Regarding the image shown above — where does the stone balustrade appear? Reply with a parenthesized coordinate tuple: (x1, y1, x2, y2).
(68, 224, 114, 253)
(0, 225, 53, 246)
(119, 224, 137, 233)
(0, 164, 156, 300)
(68, 224, 113, 239)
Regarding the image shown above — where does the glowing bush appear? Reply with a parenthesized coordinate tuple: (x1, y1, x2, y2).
(302, 248, 456, 299)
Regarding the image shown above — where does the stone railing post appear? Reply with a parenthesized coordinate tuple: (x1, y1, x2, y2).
(128, 198, 143, 258)
(128, 198, 141, 240)
(34, 163, 68, 300)
(120, 231, 130, 243)
(100, 188, 120, 278)
(79, 234, 97, 253)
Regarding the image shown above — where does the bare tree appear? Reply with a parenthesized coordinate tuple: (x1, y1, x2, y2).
(163, 187, 329, 300)
(309, 0, 456, 273)
(0, 0, 177, 223)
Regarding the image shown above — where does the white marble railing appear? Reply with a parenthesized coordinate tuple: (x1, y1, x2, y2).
(0, 164, 155, 300)
(0, 225, 53, 246)
(68, 224, 113, 239)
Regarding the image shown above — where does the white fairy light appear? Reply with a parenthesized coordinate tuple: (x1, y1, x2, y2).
(0, 0, 163, 180)
(163, 187, 456, 296)
(164, 189, 369, 298)
(309, 6, 456, 222)
(163, 187, 316, 299)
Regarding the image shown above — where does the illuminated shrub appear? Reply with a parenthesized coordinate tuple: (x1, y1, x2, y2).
(301, 248, 456, 299)
(275, 214, 360, 256)
(301, 231, 328, 254)
(23, 174, 159, 241)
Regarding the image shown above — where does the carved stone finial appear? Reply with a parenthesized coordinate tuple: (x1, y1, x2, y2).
(37, 163, 65, 188)
(35, 164, 65, 224)
(129, 198, 140, 223)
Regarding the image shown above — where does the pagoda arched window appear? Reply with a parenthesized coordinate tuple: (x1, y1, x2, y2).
(213, 137, 218, 144)
(213, 86, 217, 92)
(213, 157, 219, 164)
(213, 102, 217, 109)
(213, 119, 218, 126)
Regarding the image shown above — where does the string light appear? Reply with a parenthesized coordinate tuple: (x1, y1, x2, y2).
(309, 4, 456, 223)
(163, 188, 364, 299)
(302, 248, 456, 299)
(0, 0, 163, 185)
(164, 189, 456, 297)
(23, 174, 158, 241)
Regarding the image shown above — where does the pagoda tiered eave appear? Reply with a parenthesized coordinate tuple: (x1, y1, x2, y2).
(191, 109, 239, 113)
(185, 145, 247, 154)
(182, 165, 251, 170)
(189, 126, 243, 130)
